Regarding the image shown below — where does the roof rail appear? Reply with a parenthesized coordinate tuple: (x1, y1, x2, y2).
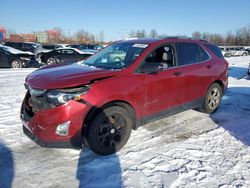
(160, 36, 208, 42)
(159, 36, 191, 40)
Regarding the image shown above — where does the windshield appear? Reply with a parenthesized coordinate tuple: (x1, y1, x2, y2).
(83, 42, 148, 69)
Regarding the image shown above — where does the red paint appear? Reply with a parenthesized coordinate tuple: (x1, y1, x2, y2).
(22, 38, 228, 145)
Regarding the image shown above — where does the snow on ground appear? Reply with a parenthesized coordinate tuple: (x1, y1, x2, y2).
(0, 56, 250, 188)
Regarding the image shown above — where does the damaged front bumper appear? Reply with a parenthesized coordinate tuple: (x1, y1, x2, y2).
(20, 92, 92, 148)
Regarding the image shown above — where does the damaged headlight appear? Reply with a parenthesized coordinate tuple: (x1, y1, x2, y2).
(45, 86, 90, 106)
(26, 83, 46, 96)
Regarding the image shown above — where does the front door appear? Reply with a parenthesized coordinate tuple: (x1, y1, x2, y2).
(138, 44, 186, 117)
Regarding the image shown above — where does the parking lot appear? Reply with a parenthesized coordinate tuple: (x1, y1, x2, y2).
(0, 56, 249, 187)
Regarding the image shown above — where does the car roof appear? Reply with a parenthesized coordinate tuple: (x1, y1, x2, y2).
(54, 47, 94, 54)
(116, 37, 209, 45)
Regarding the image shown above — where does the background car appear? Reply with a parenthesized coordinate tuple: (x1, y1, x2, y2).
(40, 48, 93, 65)
(4, 42, 39, 53)
(67, 44, 103, 53)
(0, 44, 37, 68)
(219, 47, 232, 57)
(228, 47, 248, 56)
(245, 48, 250, 55)
(34, 44, 66, 61)
(248, 62, 250, 76)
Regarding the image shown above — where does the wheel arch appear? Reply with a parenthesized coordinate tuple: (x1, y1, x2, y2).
(213, 79, 224, 92)
(83, 100, 137, 133)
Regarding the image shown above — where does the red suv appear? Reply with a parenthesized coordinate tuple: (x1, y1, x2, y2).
(21, 37, 228, 155)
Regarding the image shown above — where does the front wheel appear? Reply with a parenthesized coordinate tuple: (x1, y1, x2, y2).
(11, 59, 22, 68)
(242, 52, 247, 56)
(86, 106, 132, 155)
(47, 57, 57, 65)
(202, 83, 222, 114)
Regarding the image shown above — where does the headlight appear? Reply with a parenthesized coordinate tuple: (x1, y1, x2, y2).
(27, 85, 46, 96)
(45, 86, 89, 106)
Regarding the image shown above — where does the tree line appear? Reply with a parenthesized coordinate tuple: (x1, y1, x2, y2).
(128, 25, 250, 46)
(9, 24, 249, 45)
(192, 25, 250, 46)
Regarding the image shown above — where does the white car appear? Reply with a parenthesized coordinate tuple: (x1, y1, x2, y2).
(228, 47, 248, 56)
(219, 47, 232, 58)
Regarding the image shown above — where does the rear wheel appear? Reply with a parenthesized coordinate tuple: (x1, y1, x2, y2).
(47, 57, 57, 65)
(242, 52, 247, 56)
(202, 83, 222, 114)
(11, 59, 22, 68)
(87, 106, 132, 155)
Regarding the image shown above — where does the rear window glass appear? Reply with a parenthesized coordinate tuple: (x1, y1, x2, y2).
(205, 44, 224, 59)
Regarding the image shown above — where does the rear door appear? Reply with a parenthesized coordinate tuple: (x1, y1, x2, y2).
(60, 49, 78, 63)
(0, 49, 10, 67)
(175, 42, 214, 104)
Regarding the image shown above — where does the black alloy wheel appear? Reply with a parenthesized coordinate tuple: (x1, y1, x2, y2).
(87, 106, 132, 155)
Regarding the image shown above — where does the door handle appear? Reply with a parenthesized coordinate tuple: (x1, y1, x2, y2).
(206, 64, 212, 69)
(174, 71, 182, 76)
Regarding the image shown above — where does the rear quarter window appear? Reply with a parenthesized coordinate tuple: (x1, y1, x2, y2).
(205, 44, 224, 59)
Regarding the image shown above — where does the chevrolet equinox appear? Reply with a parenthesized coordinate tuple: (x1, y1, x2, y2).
(21, 37, 228, 155)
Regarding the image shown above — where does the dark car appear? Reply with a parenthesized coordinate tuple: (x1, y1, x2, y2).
(245, 48, 250, 55)
(21, 37, 228, 155)
(34, 44, 67, 60)
(0, 45, 37, 68)
(40, 48, 93, 65)
(67, 44, 103, 53)
(248, 62, 250, 75)
(4, 42, 39, 53)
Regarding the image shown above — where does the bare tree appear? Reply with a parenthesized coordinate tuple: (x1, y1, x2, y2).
(136, 29, 146, 38)
(98, 30, 105, 43)
(128, 30, 136, 38)
(192, 31, 202, 40)
(149, 29, 158, 38)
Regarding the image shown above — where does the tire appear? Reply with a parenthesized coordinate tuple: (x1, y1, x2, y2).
(242, 52, 247, 56)
(47, 57, 57, 65)
(86, 106, 132, 155)
(11, 59, 22, 68)
(202, 83, 222, 114)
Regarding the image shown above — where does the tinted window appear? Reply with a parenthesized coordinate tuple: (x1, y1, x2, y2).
(22, 44, 34, 50)
(61, 49, 76, 54)
(176, 43, 201, 65)
(200, 46, 210, 61)
(43, 45, 54, 50)
(205, 44, 224, 59)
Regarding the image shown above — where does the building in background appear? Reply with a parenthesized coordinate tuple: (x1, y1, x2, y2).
(0, 26, 6, 42)
(20, 34, 37, 42)
(35, 32, 48, 43)
(47, 30, 61, 43)
(9, 34, 22, 42)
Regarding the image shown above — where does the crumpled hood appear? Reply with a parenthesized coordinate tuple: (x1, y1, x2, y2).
(26, 63, 119, 89)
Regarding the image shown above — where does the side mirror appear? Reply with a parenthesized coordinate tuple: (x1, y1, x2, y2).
(141, 62, 164, 74)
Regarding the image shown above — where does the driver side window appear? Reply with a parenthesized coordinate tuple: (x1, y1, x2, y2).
(141, 45, 175, 73)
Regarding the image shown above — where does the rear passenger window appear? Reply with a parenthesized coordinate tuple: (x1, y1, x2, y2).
(176, 43, 201, 65)
(205, 44, 224, 59)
